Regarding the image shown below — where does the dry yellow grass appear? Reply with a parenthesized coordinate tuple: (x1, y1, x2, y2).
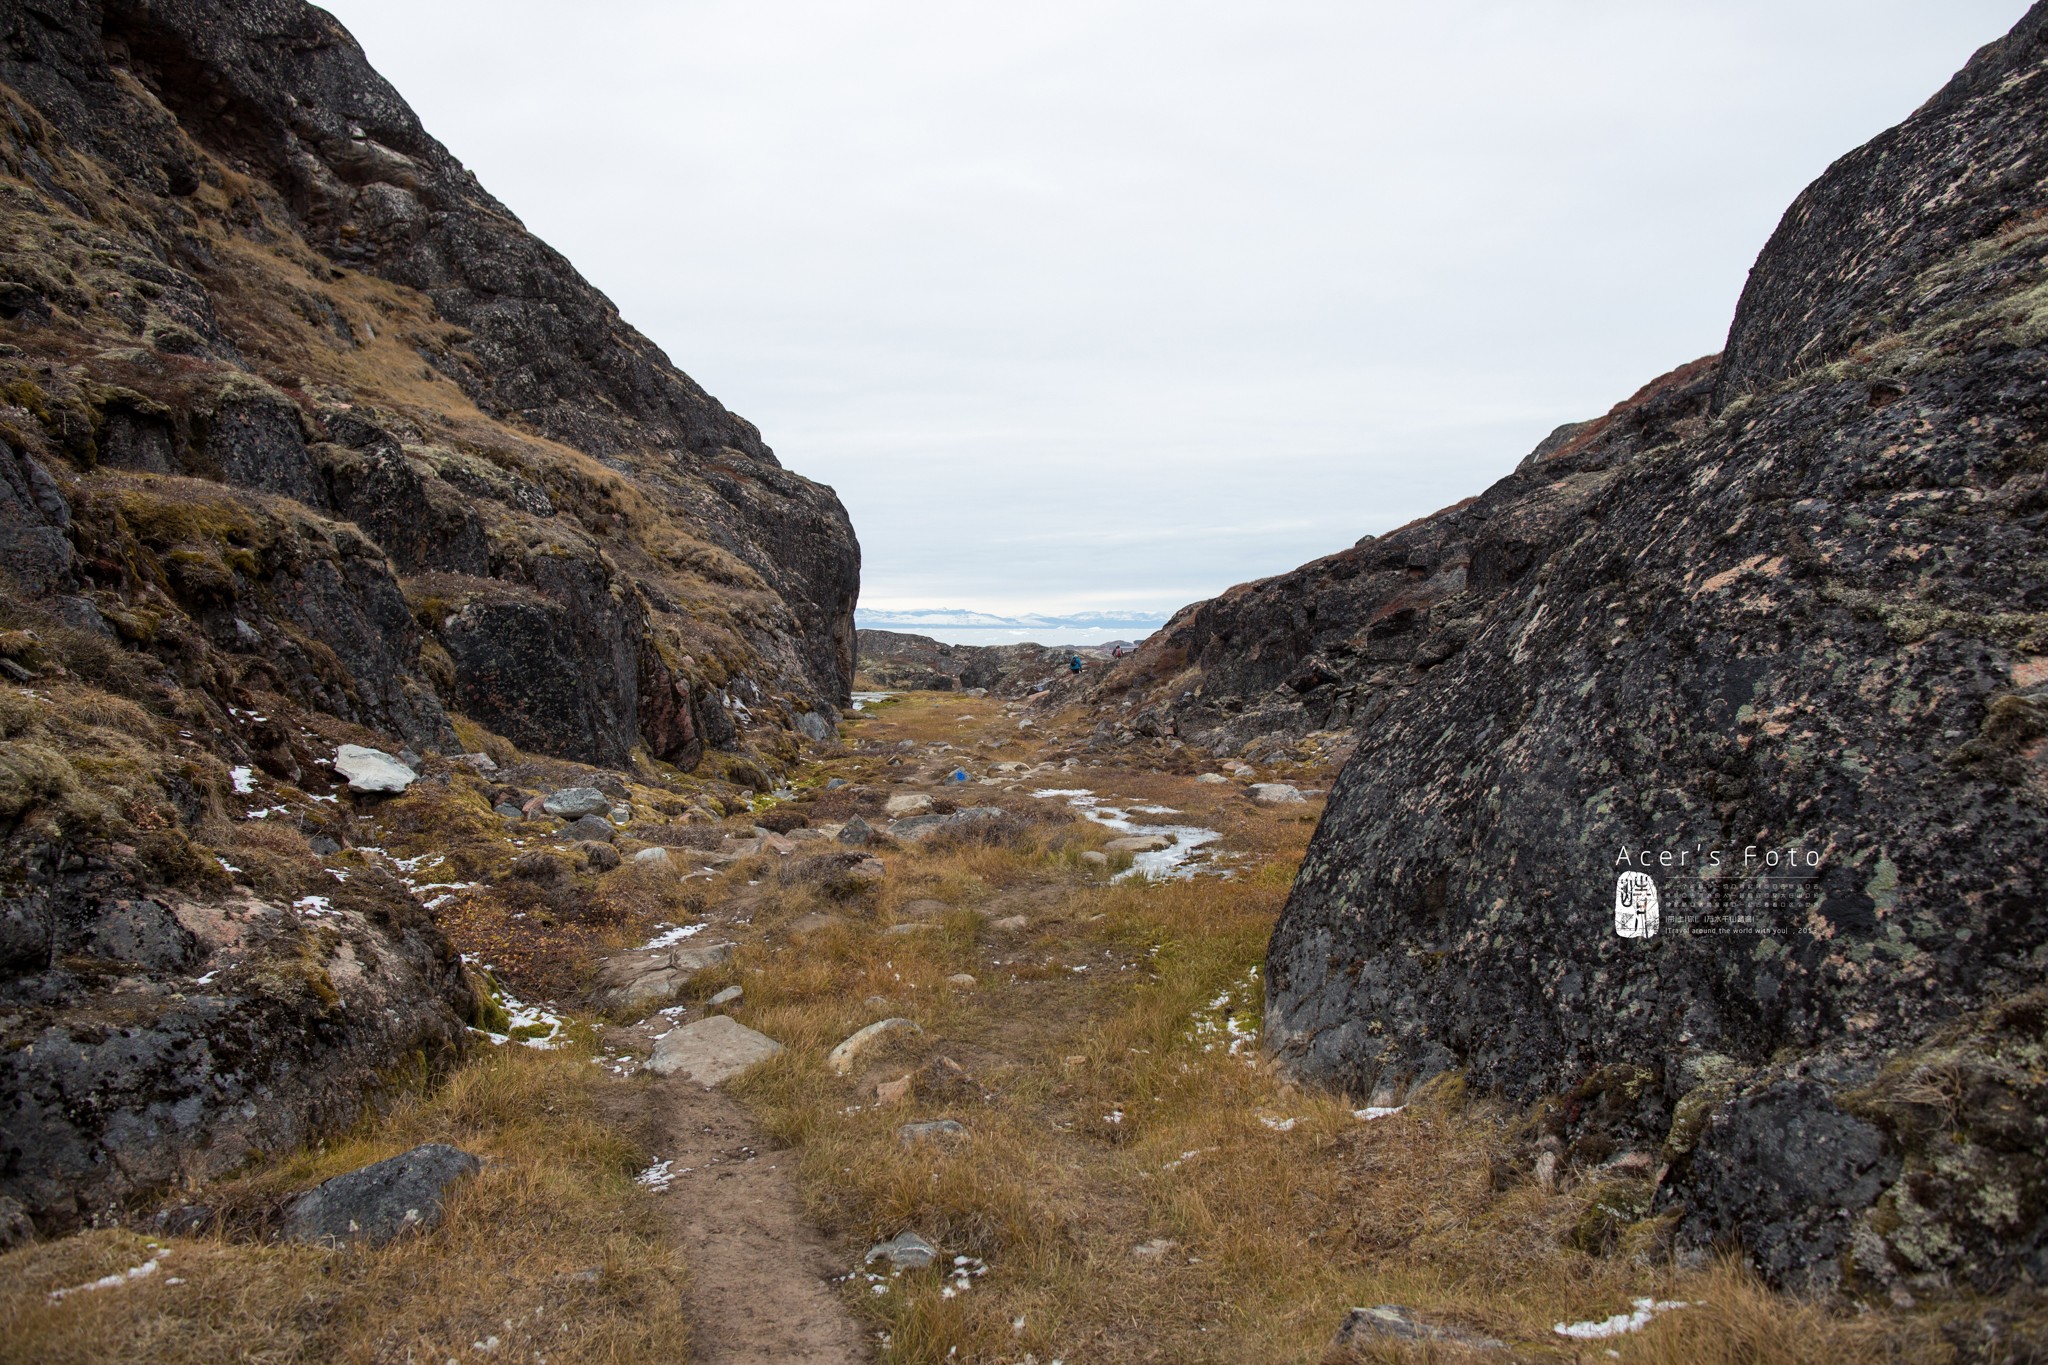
(0, 1040, 687, 1365)
(689, 691, 1989, 1362)
(5, 688, 2022, 1363)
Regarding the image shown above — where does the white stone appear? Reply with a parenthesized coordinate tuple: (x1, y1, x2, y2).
(631, 846, 671, 864)
(1249, 783, 1307, 805)
(1195, 773, 1229, 784)
(333, 744, 416, 793)
(827, 1017, 921, 1075)
(1104, 834, 1173, 852)
(645, 1016, 783, 1086)
(542, 787, 610, 819)
(884, 793, 933, 817)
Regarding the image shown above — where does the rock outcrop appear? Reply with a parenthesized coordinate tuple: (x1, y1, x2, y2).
(856, 628, 1121, 696)
(1111, 5, 2048, 1295)
(0, 0, 857, 1233)
(0, 0, 859, 770)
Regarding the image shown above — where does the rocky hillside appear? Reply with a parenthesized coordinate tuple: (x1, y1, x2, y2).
(0, 0, 856, 1232)
(1105, 4, 2048, 1297)
(856, 628, 1125, 695)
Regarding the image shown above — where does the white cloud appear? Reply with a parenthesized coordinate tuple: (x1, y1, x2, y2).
(321, 0, 2033, 617)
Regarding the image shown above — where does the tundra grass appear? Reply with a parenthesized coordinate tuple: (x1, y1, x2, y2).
(704, 692, 1980, 1363)
(0, 1041, 687, 1365)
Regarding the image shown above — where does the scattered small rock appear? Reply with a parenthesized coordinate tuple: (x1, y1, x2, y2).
(561, 814, 614, 843)
(493, 803, 524, 822)
(632, 846, 671, 865)
(837, 815, 878, 846)
(451, 751, 498, 772)
(946, 973, 977, 989)
(1331, 1305, 1506, 1352)
(883, 793, 933, 817)
(541, 787, 612, 819)
(708, 985, 743, 1007)
(898, 1119, 968, 1146)
(875, 1075, 912, 1106)
(1104, 834, 1171, 852)
(865, 1231, 937, 1270)
(828, 1017, 922, 1075)
(645, 1015, 784, 1086)
(1079, 851, 1109, 866)
(1130, 1238, 1179, 1261)
(333, 744, 416, 794)
(897, 898, 950, 920)
(884, 922, 937, 936)
(281, 1143, 482, 1248)
(599, 941, 735, 1014)
(991, 915, 1029, 932)
(1194, 773, 1229, 784)
(1249, 783, 1306, 805)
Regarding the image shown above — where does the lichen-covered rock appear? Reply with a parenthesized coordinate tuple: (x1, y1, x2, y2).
(1141, 4, 2048, 1293)
(0, 0, 858, 772)
(1, 843, 472, 1233)
(1669, 1081, 1899, 1293)
(281, 1142, 482, 1248)
(0, 0, 857, 1238)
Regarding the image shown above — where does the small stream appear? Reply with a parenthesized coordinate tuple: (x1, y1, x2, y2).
(848, 691, 896, 712)
(1030, 788, 1223, 880)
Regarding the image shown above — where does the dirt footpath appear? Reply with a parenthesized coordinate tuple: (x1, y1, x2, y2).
(599, 1018, 870, 1365)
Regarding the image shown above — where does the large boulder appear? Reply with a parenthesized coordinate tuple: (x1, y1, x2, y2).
(333, 744, 416, 793)
(281, 1143, 482, 1247)
(1257, 5, 2048, 1293)
(644, 1016, 783, 1086)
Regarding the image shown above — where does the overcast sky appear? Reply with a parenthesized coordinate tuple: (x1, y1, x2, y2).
(323, 0, 2030, 639)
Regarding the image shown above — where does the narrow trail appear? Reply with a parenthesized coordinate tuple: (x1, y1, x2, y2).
(599, 1008, 871, 1364)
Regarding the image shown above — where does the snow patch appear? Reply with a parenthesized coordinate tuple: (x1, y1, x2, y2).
(49, 1249, 165, 1301)
(1554, 1298, 1692, 1339)
(639, 922, 708, 950)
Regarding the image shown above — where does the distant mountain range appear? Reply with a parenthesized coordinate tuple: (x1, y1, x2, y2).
(856, 607, 1170, 631)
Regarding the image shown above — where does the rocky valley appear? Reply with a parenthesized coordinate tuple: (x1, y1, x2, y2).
(1, 1, 2046, 1363)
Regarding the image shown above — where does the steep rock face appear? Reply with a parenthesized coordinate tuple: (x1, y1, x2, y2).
(1093, 358, 1720, 760)
(0, 0, 857, 1231)
(0, 0, 859, 766)
(1114, 6, 2048, 1294)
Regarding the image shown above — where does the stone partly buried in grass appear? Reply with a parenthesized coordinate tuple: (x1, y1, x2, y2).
(645, 1016, 784, 1087)
(542, 787, 612, 819)
(596, 940, 735, 1016)
(281, 1143, 482, 1248)
(828, 1018, 922, 1075)
(887, 807, 1006, 841)
(1330, 1305, 1506, 1353)
(866, 1230, 938, 1271)
(331, 744, 417, 793)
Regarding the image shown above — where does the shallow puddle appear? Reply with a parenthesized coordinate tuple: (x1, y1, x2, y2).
(1030, 788, 1223, 880)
